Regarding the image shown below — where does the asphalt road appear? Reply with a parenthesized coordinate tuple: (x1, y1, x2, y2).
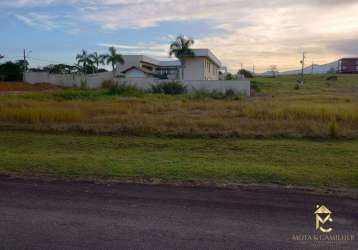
(0, 177, 357, 250)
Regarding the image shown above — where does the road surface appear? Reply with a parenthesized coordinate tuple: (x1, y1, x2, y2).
(0, 176, 357, 249)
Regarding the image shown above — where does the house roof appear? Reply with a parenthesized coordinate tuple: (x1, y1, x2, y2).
(118, 49, 222, 68)
(121, 66, 155, 75)
(121, 55, 180, 68)
(191, 49, 222, 67)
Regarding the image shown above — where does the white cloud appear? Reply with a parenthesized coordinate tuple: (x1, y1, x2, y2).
(6, 0, 358, 71)
(15, 13, 58, 30)
(97, 42, 170, 57)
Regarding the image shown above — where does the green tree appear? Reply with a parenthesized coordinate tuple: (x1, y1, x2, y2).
(44, 64, 74, 74)
(0, 61, 23, 81)
(16, 60, 29, 72)
(89, 52, 106, 72)
(103, 47, 124, 77)
(238, 69, 254, 78)
(169, 35, 195, 80)
(76, 49, 93, 74)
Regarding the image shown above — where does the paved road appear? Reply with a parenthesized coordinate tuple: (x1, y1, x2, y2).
(0, 177, 357, 250)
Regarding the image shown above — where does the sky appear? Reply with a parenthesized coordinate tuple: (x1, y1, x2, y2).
(0, 0, 358, 73)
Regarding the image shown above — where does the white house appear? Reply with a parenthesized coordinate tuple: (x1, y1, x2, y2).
(182, 49, 222, 81)
(116, 49, 223, 81)
(116, 55, 180, 80)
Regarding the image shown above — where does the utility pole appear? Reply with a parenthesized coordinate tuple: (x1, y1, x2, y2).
(23, 49, 27, 72)
(300, 52, 306, 84)
(252, 64, 255, 75)
(311, 62, 314, 74)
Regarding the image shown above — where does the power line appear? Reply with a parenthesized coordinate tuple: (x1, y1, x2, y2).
(27, 56, 70, 65)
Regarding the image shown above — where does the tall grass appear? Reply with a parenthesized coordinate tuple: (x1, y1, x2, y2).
(0, 101, 83, 123)
(0, 73, 357, 138)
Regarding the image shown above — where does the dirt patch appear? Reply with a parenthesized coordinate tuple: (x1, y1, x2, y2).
(0, 82, 61, 92)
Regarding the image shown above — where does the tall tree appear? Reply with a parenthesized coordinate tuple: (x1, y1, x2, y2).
(76, 49, 93, 74)
(89, 52, 106, 72)
(103, 47, 124, 77)
(169, 35, 195, 80)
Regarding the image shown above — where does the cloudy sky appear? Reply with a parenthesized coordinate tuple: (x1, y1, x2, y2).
(1, 0, 358, 72)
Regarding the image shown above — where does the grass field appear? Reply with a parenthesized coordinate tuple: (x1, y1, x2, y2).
(0, 75, 357, 188)
(1, 131, 357, 188)
(0, 74, 357, 138)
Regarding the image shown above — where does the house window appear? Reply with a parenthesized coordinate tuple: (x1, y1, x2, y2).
(142, 64, 153, 71)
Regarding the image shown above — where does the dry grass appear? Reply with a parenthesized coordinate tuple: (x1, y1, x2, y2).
(0, 74, 357, 138)
(0, 95, 357, 138)
(0, 82, 60, 92)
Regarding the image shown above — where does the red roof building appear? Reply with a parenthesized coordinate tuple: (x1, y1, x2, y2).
(338, 58, 358, 73)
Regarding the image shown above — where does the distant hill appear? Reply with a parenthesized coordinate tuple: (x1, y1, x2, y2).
(259, 60, 339, 76)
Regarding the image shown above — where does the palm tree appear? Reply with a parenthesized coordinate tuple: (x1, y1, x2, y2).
(103, 47, 124, 77)
(89, 52, 105, 72)
(169, 35, 195, 80)
(76, 49, 93, 74)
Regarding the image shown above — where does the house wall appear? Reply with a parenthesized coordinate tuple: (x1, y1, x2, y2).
(182, 57, 205, 80)
(183, 57, 219, 80)
(203, 58, 220, 80)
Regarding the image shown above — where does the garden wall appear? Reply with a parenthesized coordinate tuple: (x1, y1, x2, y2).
(24, 72, 251, 96)
(24, 72, 113, 89)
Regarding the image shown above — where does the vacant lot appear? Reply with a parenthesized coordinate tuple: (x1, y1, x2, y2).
(0, 74, 357, 138)
(1, 131, 357, 188)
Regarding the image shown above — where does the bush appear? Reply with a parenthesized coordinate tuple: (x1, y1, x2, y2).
(80, 79, 88, 90)
(151, 82, 187, 95)
(108, 83, 145, 96)
(0, 61, 23, 81)
(329, 119, 338, 138)
(326, 76, 338, 81)
(52, 89, 103, 100)
(101, 80, 115, 89)
(189, 89, 243, 100)
(250, 81, 262, 93)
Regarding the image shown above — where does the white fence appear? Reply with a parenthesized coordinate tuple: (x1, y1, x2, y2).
(24, 72, 251, 96)
(24, 71, 113, 89)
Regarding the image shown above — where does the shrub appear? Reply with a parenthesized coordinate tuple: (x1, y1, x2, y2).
(325, 75, 338, 86)
(250, 81, 262, 93)
(80, 79, 88, 90)
(101, 80, 115, 89)
(326, 76, 338, 81)
(151, 82, 187, 95)
(108, 83, 144, 96)
(52, 89, 102, 100)
(189, 89, 243, 100)
(329, 119, 338, 138)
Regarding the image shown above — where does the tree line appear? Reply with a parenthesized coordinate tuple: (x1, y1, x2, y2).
(0, 46, 124, 81)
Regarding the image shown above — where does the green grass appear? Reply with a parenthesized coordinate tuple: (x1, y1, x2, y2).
(252, 74, 358, 94)
(0, 131, 357, 188)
